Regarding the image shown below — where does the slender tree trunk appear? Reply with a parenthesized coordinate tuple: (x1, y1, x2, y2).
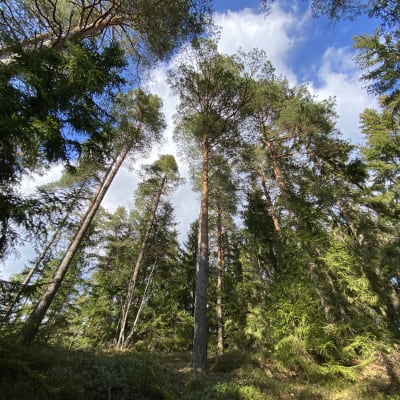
(193, 134, 209, 373)
(257, 171, 281, 234)
(116, 175, 166, 349)
(265, 139, 287, 194)
(19, 148, 129, 345)
(264, 136, 299, 222)
(216, 206, 224, 355)
(124, 261, 158, 346)
(0, 182, 88, 329)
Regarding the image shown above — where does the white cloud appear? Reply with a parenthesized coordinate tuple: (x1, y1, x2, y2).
(101, 166, 137, 211)
(213, 6, 378, 144)
(2, 4, 379, 278)
(214, 5, 310, 83)
(19, 163, 64, 195)
(309, 46, 378, 143)
(1, 246, 36, 279)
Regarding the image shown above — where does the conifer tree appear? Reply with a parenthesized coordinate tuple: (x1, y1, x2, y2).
(116, 155, 181, 349)
(0, 0, 210, 258)
(208, 157, 238, 354)
(19, 89, 165, 345)
(169, 40, 252, 372)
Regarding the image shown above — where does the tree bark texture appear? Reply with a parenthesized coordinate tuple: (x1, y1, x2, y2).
(265, 139, 287, 195)
(216, 206, 224, 355)
(193, 135, 209, 373)
(0, 182, 88, 329)
(0, 2, 127, 62)
(258, 171, 281, 234)
(19, 148, 129, 345)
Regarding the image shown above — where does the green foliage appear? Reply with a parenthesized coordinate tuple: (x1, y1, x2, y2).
(1, 341, 400, 400)
(169, 39, 253, 163)
(0, 41, 126, 183)
(210, 349, 251, 373)
(0, 0, 211, 64)
(355, 31, 400, 109)
(0, 343, 165, 400)
(1, 25, 399, 400)
(0, 40, 126, 258)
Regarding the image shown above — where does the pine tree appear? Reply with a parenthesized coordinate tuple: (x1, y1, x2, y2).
(208, 157, 238, 354)
(169, 40, 253, 372)
(19, 89, 165, 345)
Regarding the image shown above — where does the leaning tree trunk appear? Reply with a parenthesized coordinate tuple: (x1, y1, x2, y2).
(116, 175, 166, 349)
(0, 181, 89, 329)
(0, 223, 63, 330)
(0, 4, 127, 63)
(193, 134, 209, 373)
(19, 148, 129, 345)
(124, 260, 158, 346)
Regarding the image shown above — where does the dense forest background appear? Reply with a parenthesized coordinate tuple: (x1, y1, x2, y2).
(1, 1, 400, 399)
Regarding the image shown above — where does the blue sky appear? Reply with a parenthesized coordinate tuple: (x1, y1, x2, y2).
(213, 0, 377, 89)
(206, 1, 378, 142)
(1, 1, 380, 278)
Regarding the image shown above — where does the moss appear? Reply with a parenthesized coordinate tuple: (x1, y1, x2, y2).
(1, 342, 400, 400)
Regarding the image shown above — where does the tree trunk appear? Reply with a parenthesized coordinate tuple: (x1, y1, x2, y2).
(0, 8, 127, 62)
(216, 206, 224, 355)
(124, 261, 158, 346)
(264, 136, 298, 222)
(257, 171, 281, 234)
(265, 139, 287, 194)
(18, 148, 129, 345)
(0, 182, 88, 329)
(193, 134, 209, 373)
(116, 175, 166, 349)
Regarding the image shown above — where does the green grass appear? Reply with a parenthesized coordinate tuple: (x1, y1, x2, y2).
(1, 342, 400, 400)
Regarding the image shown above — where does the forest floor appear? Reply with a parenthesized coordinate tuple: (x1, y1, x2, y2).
(1, 341, 400, 400)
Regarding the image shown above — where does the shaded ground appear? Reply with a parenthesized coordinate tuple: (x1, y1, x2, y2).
(1, 342, 400, 399)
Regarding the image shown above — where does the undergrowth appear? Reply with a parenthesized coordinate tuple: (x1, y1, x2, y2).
(1, 341, 400, 400)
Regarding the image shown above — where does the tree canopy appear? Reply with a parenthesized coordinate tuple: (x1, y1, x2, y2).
(1, 1, 400, 395)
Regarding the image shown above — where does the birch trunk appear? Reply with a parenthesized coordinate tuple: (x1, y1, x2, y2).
(116, 175, 166, 349)
(124, 261, 158, 346)
(193, 134, 209, 373)
(19, 148, 129, 345)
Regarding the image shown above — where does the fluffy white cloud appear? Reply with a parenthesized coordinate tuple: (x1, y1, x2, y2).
(309, 46, 378, 143)
(214, 5, 309, 83)
(2, 4, 379, 278)
(214, 7, 377, 144)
